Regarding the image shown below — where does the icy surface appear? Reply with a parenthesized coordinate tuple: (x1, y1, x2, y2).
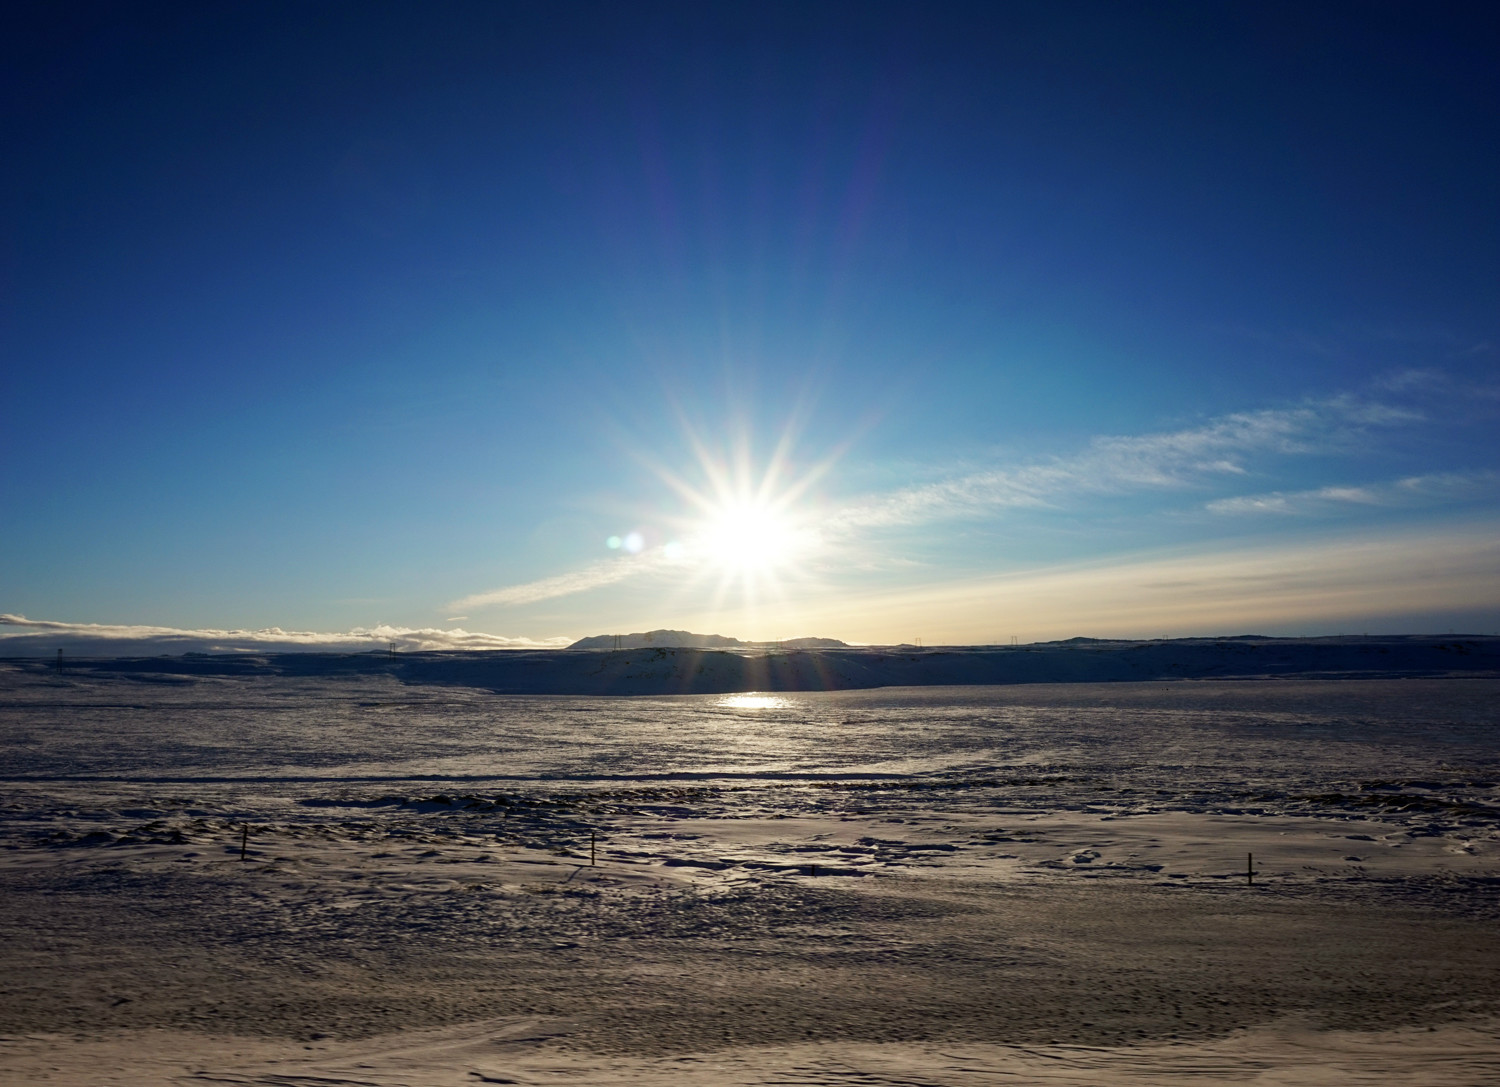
(4, 668, 1497, 783)
(1, 670, 1497, 886)
(1, 668, 1498, 1085)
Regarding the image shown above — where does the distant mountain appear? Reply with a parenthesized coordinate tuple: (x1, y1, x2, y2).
(567, 629, 848, 650)
(568, 630, 742, 650)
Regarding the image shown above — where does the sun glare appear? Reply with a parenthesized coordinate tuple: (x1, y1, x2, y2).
(699, 500, 802, 574)
(631, 415, 843, 616)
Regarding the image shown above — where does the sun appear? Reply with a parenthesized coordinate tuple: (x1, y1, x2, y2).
(698, 499, 804, 575)
(629, 414, 842, 616)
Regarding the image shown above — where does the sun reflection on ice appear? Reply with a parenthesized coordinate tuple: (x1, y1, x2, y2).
(717, 693, 795, 711)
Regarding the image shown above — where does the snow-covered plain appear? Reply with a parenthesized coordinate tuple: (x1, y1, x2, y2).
(1, 662, 1498, 1084)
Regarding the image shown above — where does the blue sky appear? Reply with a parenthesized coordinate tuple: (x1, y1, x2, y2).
(3, 1, 1498, 649)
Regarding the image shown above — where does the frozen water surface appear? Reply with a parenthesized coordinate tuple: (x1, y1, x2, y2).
(2, 665, 1499, 1084)
(4, 669, 1496, 784)
(1, 667, 1495, 880)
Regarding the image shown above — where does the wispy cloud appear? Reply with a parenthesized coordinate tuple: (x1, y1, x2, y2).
(1207, 470, 1500, 516)
(448, 551, 680, 610)
(825, 394, 1416, 532)
(1208, 486, 1383, 516)
(0, 615, 569, 655)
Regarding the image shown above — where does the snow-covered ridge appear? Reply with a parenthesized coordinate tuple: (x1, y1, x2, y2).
(8, 634, 1497, 694)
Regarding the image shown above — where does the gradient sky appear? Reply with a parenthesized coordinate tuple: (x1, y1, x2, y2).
(3, 1, 1498, 649)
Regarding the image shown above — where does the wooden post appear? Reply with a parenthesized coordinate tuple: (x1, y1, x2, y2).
(241, 825, 248, 861)
(590, 831, 596, 866)
(1247, 851, 1253, 886)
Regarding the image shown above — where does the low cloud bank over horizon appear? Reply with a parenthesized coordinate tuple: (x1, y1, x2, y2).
(0, 616, 571, 657)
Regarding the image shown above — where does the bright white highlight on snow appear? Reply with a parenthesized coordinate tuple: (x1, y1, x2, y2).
(717, 693, 794, 710)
